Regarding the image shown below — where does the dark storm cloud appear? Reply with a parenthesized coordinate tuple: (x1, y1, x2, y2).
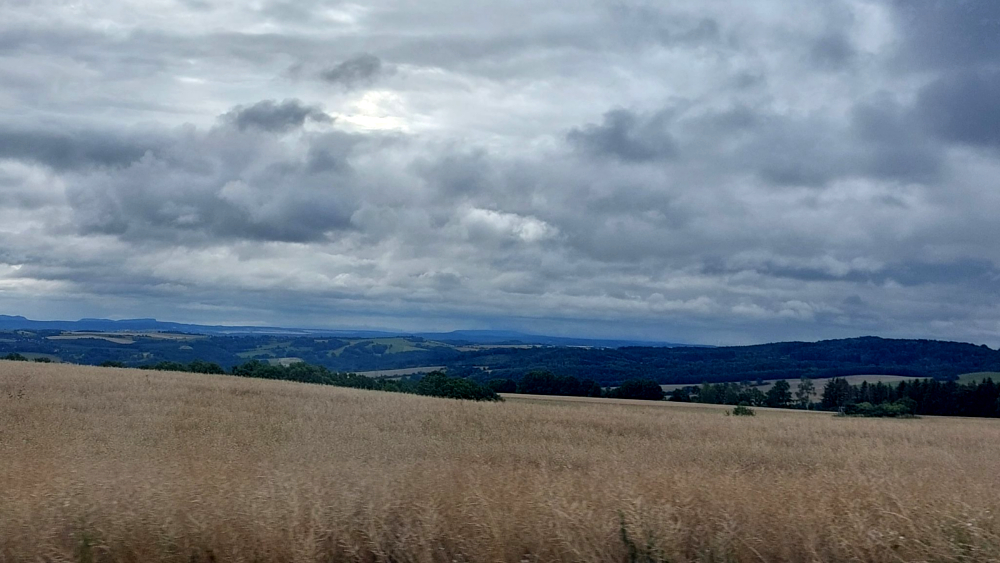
(0, 125, 162, 170)
(567, 109, 677, 163)
(849, 95, 944, 183)
(5, 0, 1000, 345)
(44, 106, 374, 244)
(224, 99, 333, 133)
(809, 33, 855, 70)
(320, 54, 384, 88)
(890, 0, 1000, 69)
(567, 95, 942, 187)
(915, 70, 1000, 148)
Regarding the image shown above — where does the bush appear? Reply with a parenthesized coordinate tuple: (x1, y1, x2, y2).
(139, 361, 188, 372)
(841, 400, 916, 418)
(2, 353, 27, 362)
(416, 371, 502, 401)
(187, 360, 225, 374)
(729, 403, 756, 416)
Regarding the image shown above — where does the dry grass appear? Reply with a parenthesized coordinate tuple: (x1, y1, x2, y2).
(2, 361, 1000, 563)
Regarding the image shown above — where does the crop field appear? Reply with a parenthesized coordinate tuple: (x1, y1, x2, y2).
(2, 362, 1000, 562)
(46, 332, 206, 345)
(957, 372, 1000, 384)
(354, 366, 447, 378)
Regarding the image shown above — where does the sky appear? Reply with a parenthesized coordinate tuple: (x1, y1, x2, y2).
(1, 0, 1000, 345)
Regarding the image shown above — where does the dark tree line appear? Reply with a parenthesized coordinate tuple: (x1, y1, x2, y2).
(676, 379, 801, 408)
(6, 332, 1000, 388)
(230, 360, 500, 401)
(98, 359, 501, 402)
(454, 337, 1000, 384)
(487, 370, 665, 401)
(820, 377, 1000, 418)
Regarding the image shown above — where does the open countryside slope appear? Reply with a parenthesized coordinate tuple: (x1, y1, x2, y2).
(2, 361, 1000, 562)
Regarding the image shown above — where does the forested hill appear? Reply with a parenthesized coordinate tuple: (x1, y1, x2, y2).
(452, 337, 1000, 385)
(2, 330, 997, 386)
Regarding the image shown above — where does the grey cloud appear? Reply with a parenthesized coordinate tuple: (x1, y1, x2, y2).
(890, 0, 1000, 69)
(604, 6, 722, 47)
(916, 70, 1000, 147)
(320, 54, 384, 88)
(260, 1, 314, 23)
(850, 95, 944, 183)
(809, 33, 855, 70)
(5, 0, 1000, 346)
(50, 111, 372, 244)
(567, 109, 677, 163)
(224, 99, 333, 133)
(883, 260, 1000, 288)
(0, 125, 162, 170)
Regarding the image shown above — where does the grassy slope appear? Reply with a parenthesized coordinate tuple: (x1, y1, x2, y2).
(957, 371, 1000, 384)
(2, 361, 999, 562)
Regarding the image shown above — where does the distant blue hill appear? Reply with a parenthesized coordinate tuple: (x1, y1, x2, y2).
(414, 329, 693, 348)
(0, 315, 691, 348)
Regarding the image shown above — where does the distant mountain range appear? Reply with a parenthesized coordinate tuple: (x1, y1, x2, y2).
(1, 315, 997, 384)
(0, 315, 689, 348)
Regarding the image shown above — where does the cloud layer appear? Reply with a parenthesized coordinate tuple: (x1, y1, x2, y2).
(2, 0, 1000, 345)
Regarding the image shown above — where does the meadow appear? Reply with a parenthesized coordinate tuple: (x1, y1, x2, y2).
(2, 362, 1000, 562)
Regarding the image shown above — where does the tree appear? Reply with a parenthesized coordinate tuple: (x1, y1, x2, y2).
(766, 379, 792, 408)
(795, 377, 815, 409)
(609, 379, 665, 401)
(821, 378, 853, 409)
(668, 387, 692, 402)
(738, 386, 767, 406)
(188, 360, 225, 374)
(416, 371, 501, 401)
(488, 378, 517, 393)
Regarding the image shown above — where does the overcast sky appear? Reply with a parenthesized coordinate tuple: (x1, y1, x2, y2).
(1, 1, 1000, 345)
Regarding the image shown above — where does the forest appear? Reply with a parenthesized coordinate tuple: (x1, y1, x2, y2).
(676, 376, 1000, 418)
(4, 331, 1000, 388)
(452, 337, 1000, 384)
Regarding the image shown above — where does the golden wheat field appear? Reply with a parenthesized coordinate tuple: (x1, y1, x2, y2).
(2, 362, 1000, 563)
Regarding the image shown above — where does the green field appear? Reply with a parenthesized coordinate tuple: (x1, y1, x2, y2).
(957, 372, 1000, 384)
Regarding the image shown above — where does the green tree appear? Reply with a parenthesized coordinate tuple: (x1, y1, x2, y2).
(416, 371, 501, 401)
(766, 379, 792, 408)
(821, 378, 853, 409)
(795, 377, 815, 409)
(609, 379, 665, 401)
(488, 378, 517, 393)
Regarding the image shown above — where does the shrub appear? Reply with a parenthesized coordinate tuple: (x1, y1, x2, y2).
(842, 400, 916, 418)
(188, 360, 225, 374)
(729, 403, 755, 416)
(416, 371, 501, 402)
(3, 353, 28, 362)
